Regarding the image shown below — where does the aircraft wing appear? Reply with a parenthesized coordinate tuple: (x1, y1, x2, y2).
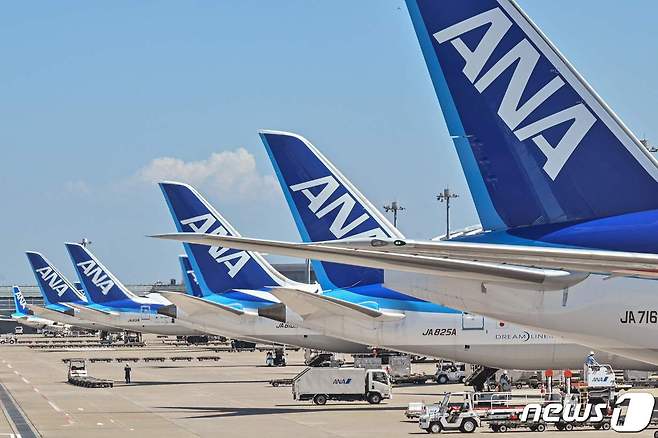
(309, 238, 658, 279)
(157, 291, 255, 319)
(151, 233, 586, 290)
(269, 287, 404, 323)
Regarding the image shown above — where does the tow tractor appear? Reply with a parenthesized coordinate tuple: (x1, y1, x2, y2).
(419, 392, 480, 434)
(67, 358, 113, 388)
(67, 358, 88, 380)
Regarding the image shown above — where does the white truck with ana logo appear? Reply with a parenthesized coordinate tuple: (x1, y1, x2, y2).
(292, 367, 391, 405)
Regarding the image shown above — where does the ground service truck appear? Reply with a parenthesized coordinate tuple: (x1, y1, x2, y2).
(292, 367, 392, 405)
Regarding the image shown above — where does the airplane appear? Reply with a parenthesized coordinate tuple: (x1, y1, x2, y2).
(157, 181, 370, 353)
(173, 254, 263, 344)
(154, 0, 658, 366)
(256, 129, 653, 370)
(64, 242, 205, 336)
(25, 251, 120, 333)
(179, 255, 203, 298)
(8, 285, 63, 331)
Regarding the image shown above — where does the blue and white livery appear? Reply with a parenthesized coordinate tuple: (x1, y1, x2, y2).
(258, 130, 651, 370)
(155, 1, 658, 365)
(158, 181, 369, 352)
(25, 251, 117, 332)
(65, 243, 203, 336)
(9, 286, 60, 330)
(179, 255, 202, 298)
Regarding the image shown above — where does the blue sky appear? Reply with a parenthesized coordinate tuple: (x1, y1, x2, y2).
(2, 0, 657, 283)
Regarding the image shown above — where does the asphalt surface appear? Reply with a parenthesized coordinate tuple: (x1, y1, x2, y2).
(0, 335, 655, 437)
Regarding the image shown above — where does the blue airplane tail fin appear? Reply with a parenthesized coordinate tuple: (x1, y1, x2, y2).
(65, 243, 138, 304)
(405, 0, 658, 231)
(26, 252, 85, 305)
(12, 286, 29, 316)
(159, 181, 290, 299)
(260, 130, 403, 289)
(179, 255, 203, 297)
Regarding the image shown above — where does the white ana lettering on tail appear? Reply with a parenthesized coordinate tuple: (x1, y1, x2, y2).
(76, 260, 115, 295)
(35, 267, 69, 297)
(434, 7, 596, 180)
(180, 214, 249, 278)
(290, 176, 387, 239)
(14, 289, 27, 309)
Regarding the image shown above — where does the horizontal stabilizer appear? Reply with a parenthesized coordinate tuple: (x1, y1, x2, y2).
(270, 287, 405, 323)
(27, 304, 74, 318)
(66, 303, 120, 318)
(157, 291, 255, 319)
(151, 232, 584, 289)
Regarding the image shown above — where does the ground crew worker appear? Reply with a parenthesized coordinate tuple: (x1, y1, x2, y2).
(586, 351, 599, 366)
(499, 370, 511, 391)
(124, 363, 132, 383)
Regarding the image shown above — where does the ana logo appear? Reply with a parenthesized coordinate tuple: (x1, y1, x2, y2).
(333, 378, 352, 385)
(14, 289, 27, 309)
(35, 266, 69, 297)
(180, 214, 249, 278)
(434, 7, 596, 180)
(76, 260, 115, 295)
(289, 176, 388, 239)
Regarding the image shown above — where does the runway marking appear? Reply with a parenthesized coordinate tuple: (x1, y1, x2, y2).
(97, 422, 104, 426)
(0, 383, 39, 438)
(47, 401, 61, 413)
(32, 389, 39, 394)
(6, 365, 11, 369)
(21, 378, 29, 385)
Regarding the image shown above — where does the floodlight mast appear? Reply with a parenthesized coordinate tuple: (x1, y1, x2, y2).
(436, 188, 459, 240)
(383, 201, 405, 228)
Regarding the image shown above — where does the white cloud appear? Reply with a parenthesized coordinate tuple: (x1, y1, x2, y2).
(64, 180, 92, 196)
(136, 148, 278, 201)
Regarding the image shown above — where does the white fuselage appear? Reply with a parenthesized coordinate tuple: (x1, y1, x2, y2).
(292, 304, 654, 370)
(172, 308, 369, 353)
(383, 271, 658, 366)
(28, 305, 117, 332)
(69, 305, 205, 336)
(11, 315, 61, 330)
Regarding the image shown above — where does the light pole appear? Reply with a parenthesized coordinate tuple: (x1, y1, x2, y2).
(436, 188, 459, 240)
(383, 201, 405, 228)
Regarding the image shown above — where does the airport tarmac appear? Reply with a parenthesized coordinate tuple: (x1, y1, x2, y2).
(0, 336, 654, 437)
